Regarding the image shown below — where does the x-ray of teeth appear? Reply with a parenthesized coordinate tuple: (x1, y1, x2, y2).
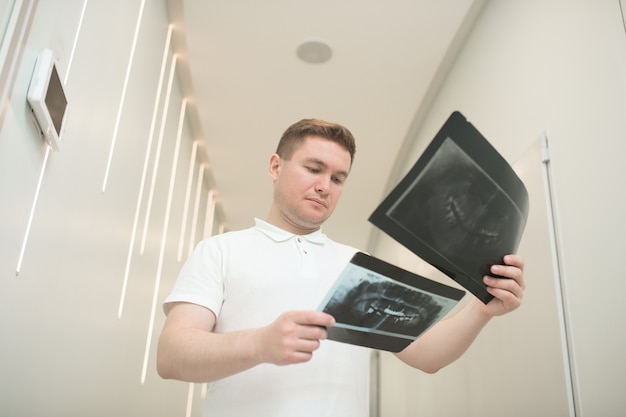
(318, 252, 465, 351)
(368, 111, 529, 304)
(387, 138, 525, 276)
(322, 266, 452, 337)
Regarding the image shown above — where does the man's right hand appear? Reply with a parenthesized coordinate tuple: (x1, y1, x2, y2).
(157, 304, 336, 383)
(257, 310, 336, 365)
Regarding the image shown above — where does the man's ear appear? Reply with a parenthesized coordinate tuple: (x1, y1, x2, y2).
(269, 153, 281, 181)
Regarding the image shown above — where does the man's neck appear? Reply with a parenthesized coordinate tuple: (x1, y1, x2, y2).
(265, 208, 320, 236)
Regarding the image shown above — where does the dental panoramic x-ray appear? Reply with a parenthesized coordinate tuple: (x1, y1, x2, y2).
(369, 111, 529, 303)
(319, 252, 465, 352)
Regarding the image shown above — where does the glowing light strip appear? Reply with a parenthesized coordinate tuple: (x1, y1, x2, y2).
(118, 24, 173, 319)
(179, 173, 216, 411)
(16, 145, 51, 274)
(185, 383, 195, 417)
(139, 54, 178, 254)
(187, 164, 206, 256)
(141, 99, 187, 384)
(177, 141, 199, 261)
(101, 0, 146, 193)
(203, 190, 216, 239)
(64, 0, 88, 84)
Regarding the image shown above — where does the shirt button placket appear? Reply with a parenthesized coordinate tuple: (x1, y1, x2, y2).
(296, 236, 308, 255)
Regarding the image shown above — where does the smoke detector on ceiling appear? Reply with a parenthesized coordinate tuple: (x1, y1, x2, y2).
(296, 40, 333, 64)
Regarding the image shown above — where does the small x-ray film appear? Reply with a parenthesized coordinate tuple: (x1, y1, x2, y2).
(318, 252, 465, 352)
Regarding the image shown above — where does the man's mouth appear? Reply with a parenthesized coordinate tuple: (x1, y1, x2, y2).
(307, 197, 328, 208)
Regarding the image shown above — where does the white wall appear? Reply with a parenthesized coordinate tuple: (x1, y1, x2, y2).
(375, 1, 626, 416)
(3, 1, 624, 416)
(0, 1, 215, 415)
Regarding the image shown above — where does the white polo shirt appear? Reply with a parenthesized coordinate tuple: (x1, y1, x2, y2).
(164, 219, 371, 417)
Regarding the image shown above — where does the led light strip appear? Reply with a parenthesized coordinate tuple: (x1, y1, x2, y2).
(65, 0, 88, 84)
(203, 190, 216, 239)
(15, 145, 51, 274)
(185, 383, 195, 417)
(141, 99, 187, 384)
(188, 164, 206, 256)
(118, 24, 173, 319)
(184, 191, 217, 412)
(139, 54, 178, 254)
(102, 0, 146, 193)
(177, 140, 199, 261)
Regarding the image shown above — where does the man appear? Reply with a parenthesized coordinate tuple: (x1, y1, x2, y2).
(157, 119, 525, 417)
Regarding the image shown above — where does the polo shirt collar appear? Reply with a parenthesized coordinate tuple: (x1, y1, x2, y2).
(254, 218, 327, 244)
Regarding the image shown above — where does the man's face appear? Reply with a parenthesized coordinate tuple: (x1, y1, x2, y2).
(269, 135, 351, 234)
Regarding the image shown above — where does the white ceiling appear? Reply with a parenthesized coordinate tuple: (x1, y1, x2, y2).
(167, 0, 484, 250)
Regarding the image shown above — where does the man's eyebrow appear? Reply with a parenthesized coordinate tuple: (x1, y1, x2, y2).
(305, 158, 349, 178)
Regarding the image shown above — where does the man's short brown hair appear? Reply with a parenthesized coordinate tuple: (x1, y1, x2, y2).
(276, 118, 356, 165)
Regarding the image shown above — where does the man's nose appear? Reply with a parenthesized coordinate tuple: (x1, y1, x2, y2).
(315, 176, 331, 193)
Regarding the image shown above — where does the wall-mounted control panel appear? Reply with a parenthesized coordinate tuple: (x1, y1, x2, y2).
(27, 49, 69, 151)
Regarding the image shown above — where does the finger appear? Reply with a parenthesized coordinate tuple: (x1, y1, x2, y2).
(503, 254, 524, 271)
(288, 350, 314, 364)
(490, 263, 523, 283)
(298, 323, 329, 341)
(291, 310, 336, 327)
(485, 285, 522, 309)
(484, 274, 524, 300)
(295, 338, 322, 353)
(484, 274, 514, 291)
(285, 337, 323, 364)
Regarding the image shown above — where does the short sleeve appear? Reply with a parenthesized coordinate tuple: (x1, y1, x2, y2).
(163, 237, 225, 317)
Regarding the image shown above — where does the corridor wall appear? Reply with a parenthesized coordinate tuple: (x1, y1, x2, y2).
(0, 1, 217, 416)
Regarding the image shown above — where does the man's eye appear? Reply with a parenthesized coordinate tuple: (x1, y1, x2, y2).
(332, 176, 344, 185)
(306, 166, 320, 173)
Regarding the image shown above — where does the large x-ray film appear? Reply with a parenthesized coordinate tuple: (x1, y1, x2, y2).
(369, 112, 529, 303)
(318, 252, 465, 352)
